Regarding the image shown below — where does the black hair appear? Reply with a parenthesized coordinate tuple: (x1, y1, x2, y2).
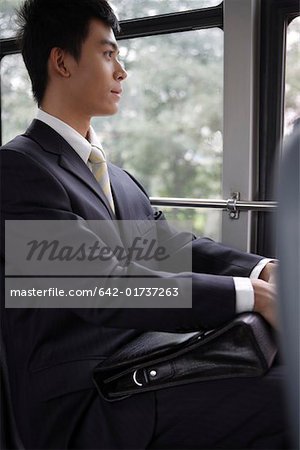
(17, 0, 120, 105)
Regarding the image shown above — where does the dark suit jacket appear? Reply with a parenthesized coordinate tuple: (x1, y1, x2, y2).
(0, 120, 262, 448)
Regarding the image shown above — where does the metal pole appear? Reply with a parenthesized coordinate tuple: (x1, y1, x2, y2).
(150, 197, 277, 212)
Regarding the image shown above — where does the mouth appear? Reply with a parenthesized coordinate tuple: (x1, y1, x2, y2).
(111, 90, 122, 98)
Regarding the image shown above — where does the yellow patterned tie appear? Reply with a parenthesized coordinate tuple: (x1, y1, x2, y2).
(88, 145, 115, 214)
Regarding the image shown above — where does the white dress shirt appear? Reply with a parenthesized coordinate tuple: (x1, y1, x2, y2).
(36, 109, 105, 164)
(35, 109, 272, 313)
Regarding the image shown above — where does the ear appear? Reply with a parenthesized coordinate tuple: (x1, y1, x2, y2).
(49, 47, 71, 78)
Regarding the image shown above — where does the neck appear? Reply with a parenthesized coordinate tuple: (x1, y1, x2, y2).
(40, 102, 91, 138)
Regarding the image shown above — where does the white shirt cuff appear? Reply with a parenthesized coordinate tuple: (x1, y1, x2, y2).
(249, 258, 275, 279)
(233, 277, 254, 313)
(234, 258, 276, 313)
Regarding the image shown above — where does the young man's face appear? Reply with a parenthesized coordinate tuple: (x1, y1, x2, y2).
(65, 19, 127, 118)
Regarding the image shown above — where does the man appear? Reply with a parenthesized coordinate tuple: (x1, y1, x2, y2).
(0, 0, 288, 448)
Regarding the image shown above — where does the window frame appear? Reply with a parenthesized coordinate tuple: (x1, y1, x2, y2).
(221, 0, 261, 252)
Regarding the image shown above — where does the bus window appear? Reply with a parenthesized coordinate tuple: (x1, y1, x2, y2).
(1, 54, 37, 144)
(0, 0, 22, 39)
(111, 0, 221, 20)
(92, 28, 223, 238)
(284, 15, 300, 136)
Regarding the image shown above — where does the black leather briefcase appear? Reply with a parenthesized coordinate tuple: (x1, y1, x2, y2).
(93, 313, 277, 401)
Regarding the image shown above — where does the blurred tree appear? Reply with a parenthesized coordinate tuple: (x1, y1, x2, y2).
(92, 28, 223, 203)
(1, 55, 37, 143)
(284, 16, 300, 135)
(0, 0, 22, 38)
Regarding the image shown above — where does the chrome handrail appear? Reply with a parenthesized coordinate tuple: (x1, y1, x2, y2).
(149, 197, 277, 212)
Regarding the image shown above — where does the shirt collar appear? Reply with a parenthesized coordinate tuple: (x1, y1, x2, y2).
(36, 109, 106, 164)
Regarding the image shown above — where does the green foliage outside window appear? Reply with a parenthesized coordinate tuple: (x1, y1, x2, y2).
(284, 16, 300, 136)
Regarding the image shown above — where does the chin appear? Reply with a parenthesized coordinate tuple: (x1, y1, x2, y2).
(94, 105, 119, 117)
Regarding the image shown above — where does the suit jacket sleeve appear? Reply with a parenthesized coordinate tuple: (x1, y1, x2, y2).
(125, 170, 263, 277)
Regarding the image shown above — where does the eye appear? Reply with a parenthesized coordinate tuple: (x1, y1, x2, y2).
(104, 51, 114, 59)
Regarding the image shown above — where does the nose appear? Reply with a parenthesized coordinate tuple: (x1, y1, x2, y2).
(114, 60, 127, 81)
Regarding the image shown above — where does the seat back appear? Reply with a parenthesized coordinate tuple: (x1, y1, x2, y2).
(0, 329, 25, 450)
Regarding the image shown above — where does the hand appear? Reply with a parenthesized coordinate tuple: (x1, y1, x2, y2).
(251, 279, 277, 329)
(259, 261, 277, 285)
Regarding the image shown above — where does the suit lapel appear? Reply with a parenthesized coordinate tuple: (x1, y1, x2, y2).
(108, 164, 131, 219)
(59, 152, 114, 218)
(25, 120, 115, 218)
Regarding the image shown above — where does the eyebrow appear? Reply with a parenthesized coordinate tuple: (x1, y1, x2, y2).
(99, 39, 120, 54)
